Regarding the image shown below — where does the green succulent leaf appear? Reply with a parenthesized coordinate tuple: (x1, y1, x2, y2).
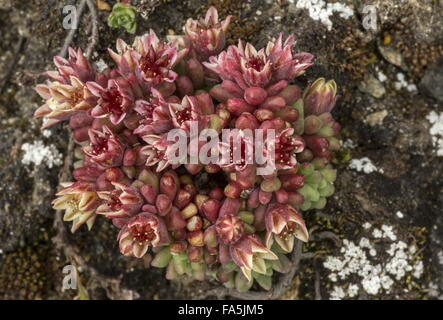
(235, 272, 253, 292)
(108, 3, 137, 34)
(292, 98, 305, 135)
(253, 273, 272, 291)
(299, 200, 312, 211)
(221, 261, 239, 273)
(151, 247, 172, 268)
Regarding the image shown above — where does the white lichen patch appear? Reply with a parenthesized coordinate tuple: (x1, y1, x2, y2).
(21, 140, 63, 169)
(94, 58, 109, 73)
(393, 73, 417, 92)
(42, 129, 52, 138)
(342, 138, 356, 149)
(294, 0, 354, 31)
(330, 285, 345, 300)
(323, 223, 424, 299)
(349, 157, 383, 174)
(377, 70, 387, 83)
(437, 251, 443, 265)
(426, 111, 443, 156)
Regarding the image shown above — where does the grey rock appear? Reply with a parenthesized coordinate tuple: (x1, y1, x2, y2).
(410, 0, 443, 44)
(420, 60, 443, 102)
(359, 74, 386, 98)
(359, 0, 443, 43)
(378, 44, 406, 70)
(0, 0, 12, 10)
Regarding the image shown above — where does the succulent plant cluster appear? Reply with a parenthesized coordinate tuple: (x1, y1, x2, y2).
(35, 7, 340, 292)
(108, 2, 137, 34)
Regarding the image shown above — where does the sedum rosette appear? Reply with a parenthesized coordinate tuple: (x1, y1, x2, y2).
(35, 6, 341, 293)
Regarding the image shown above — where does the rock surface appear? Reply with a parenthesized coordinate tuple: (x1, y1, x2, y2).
(0, 0, 442, 300)
(420, 59, 443, 102)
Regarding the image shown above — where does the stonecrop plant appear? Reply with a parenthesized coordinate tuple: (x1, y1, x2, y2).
(35, 7, 340, 292)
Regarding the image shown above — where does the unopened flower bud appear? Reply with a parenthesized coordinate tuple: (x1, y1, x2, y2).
(196, 92, 215, 115)
(140, 184, 158, 205)
(271, 117, 286, 130)
(277, 85, 301, 105)
(186, 58, 205, 89)
(137, 169, 159, 189)
(238, 211, 254, 225)
(287, 192, 304, 207)
(254, 108, 274, 122)
(261, 96, 286, 111)
(179, 174, 193, 185)
(203, 225, 218, 247)
(297, 149, 314, 162)
(187, 215, 203, 231)
(204, 249, 218, 265)
(156, 194, 172, 216)
(176, 75, 194, 97)
(170, 241, 188, 255)
(303, 78, 338, 116)
(265, 79, 287, 95)
(304, 135, 329, 158)
(160, 171, 179, 200)
(187, 230, 204, 246)
(73, 126, 90, 142)
(73, 166, 103, 182)
(123, 148, 137, 166)
(209, 84, 236, 102)
(195, 194, 210, 212)
(202, 199, 221, 223)
(96, 173, 113, 191)
(275, 189, 289, 204)
(183, 183, 198, 198)
(174, 189, 192, 209)
(219, 197, 241, 217)
(275, 106, 299, 122)
(235, 113, 260, 130)
(185, 163, 203, 175)
(304, 115, 322, 135)
(188, 246, 203, 262)
(69, 112, 94, 129)
(260, 177, 282, 193)
(253, 205, 266, 231)
(226, 98, 255, 116)
(105, 167, 123, 182)
(247, 188, 260, 209)
(181, 202, 198, 219)
(224, 181, 243, 198)
(209, 187, 224, 201)
(221, 80, 244, 97)
(173, 228, 188, 241)
(244, 87, 268, 105)
(258, 189, 272, 205)
(280, 174, 305, 191)
(122, 166, 136, 179)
